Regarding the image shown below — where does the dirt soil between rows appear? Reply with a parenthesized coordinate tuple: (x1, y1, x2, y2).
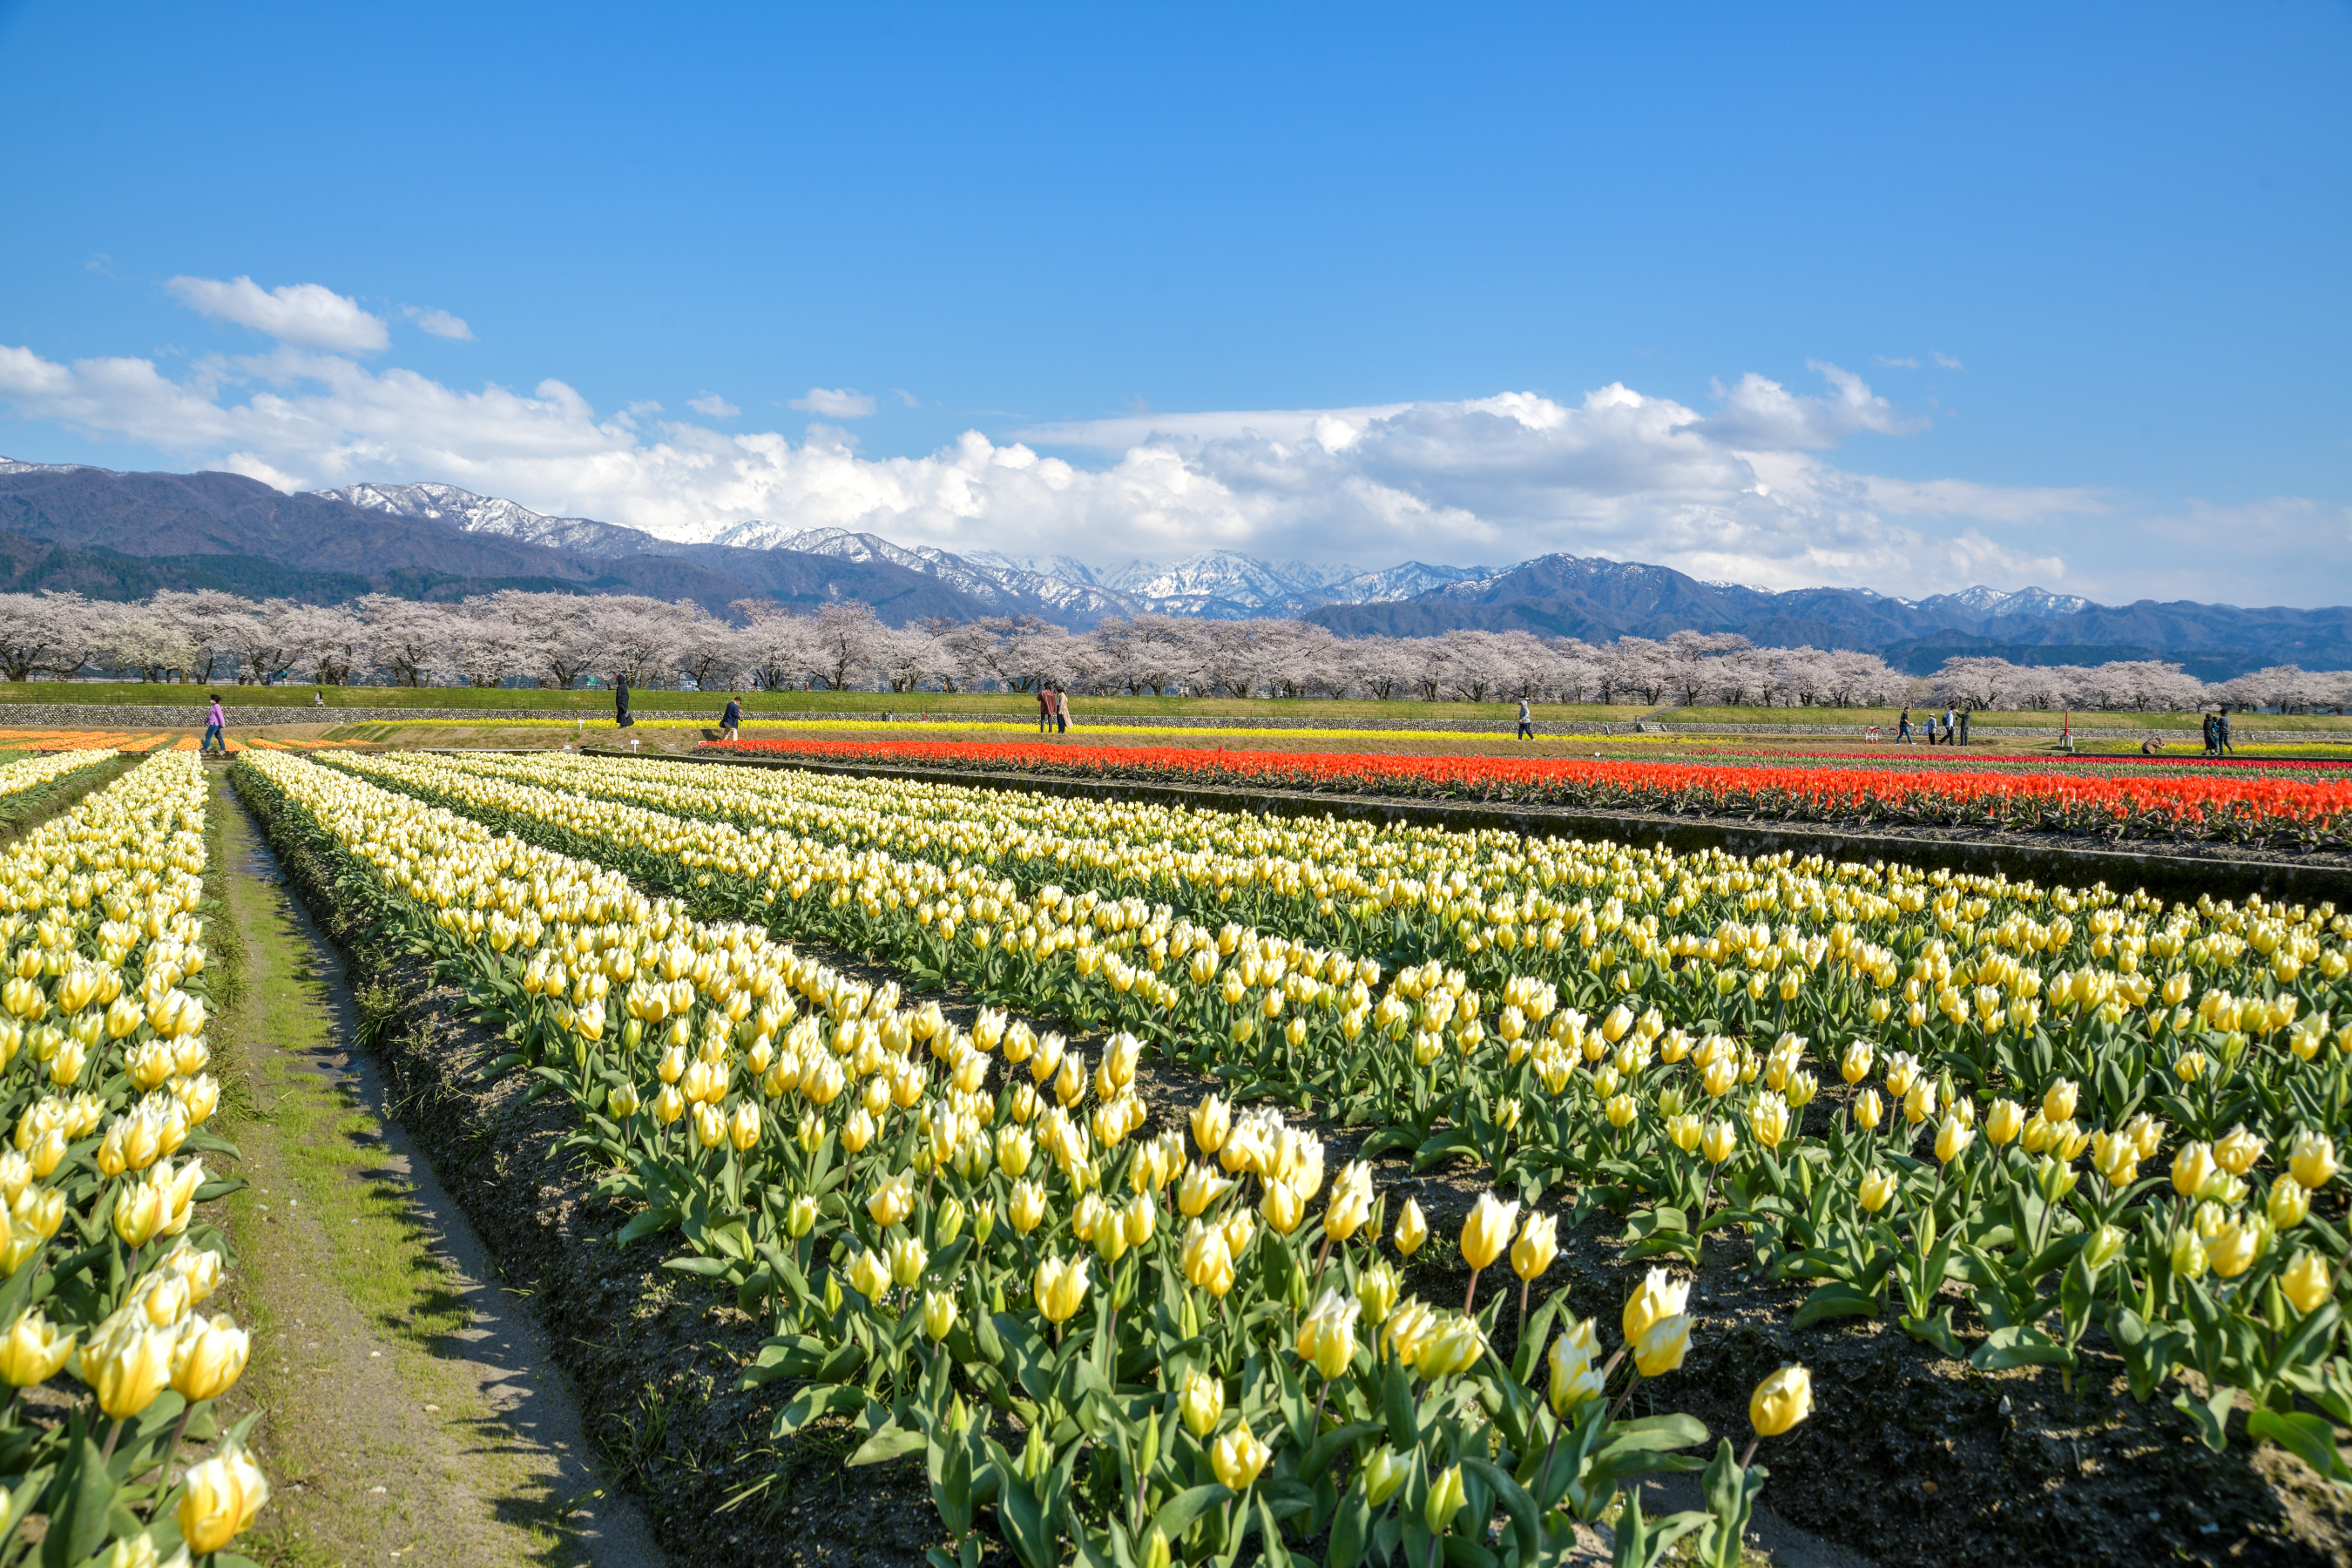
(226, 757, 2352, 1568)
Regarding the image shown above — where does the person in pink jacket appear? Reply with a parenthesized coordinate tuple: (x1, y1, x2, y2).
(200, 695, 226, 754)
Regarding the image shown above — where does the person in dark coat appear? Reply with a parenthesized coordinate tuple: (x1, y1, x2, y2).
(615, 678, 634, 728)
(2217, 706, 2234, 756)
(1037, 686, 1054, 734)
(2202, 713, 2219, 756)
(720, 693, 742, 742)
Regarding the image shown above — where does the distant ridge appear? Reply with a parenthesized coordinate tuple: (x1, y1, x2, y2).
(0, 460, 2344, 673)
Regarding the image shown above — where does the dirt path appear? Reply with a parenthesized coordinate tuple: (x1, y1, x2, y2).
(206, 770, 664, 1568)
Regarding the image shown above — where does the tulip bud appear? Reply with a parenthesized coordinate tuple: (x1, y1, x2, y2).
(1180, 1367, 1225, 1437)
(2082, 1224, 2128, 1272)
(2170, 1230, 2209, 1281)
(2042, 1078, 2078, 1123)
(1985, 1099, 2024, 1146)
(1362, 1444, 1409, 1506)
(1748, 1365, 1812, 1436)
(2270, 1177, 2312, 1231)
(785, 1194, 818, 1239)
(1511, 1213, 1558, 1282)
(1394, 1198, 1428, 1258)
(923, 1289, 958, 1342)
(1853, 1089, 1882, 1132)
(1858, 1168, 1896, 1213)
(1423, 1463, 1468, 1534)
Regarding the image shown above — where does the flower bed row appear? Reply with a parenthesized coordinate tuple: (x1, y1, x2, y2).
(314, 750, 2352, 1498)
(0, 753, 267, 1568)
(699, 738, 2352, 844)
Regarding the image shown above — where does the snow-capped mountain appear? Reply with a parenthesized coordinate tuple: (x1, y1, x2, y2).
(321, 482, 659, 559)
(1919, 585, 2094, 619)
(1326, 562, 1502, 604)
(1099, 551, 1363, 608)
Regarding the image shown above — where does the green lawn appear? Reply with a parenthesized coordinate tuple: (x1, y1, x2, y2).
(1663, 705, 2352, 732)
(0, 681, 1648, 722)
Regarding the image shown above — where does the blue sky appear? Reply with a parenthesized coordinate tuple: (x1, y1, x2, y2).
(0, 1, 2344, 604)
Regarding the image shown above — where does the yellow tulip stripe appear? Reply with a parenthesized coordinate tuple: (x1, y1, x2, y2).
(0, 751, 271, 1565)
(0, 748, 122, 798)
(238, 749, 1770, 1568)
(324, 748, 2352, 1495)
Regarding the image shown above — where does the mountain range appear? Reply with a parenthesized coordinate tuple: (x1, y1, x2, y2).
(0, 459, 2343, 678)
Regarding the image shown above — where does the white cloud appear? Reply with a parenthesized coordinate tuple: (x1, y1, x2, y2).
(1934, 351, 1964, 369)
(686, 393, 740, 418)
(789, 387, 876, 418)
(404, 306, 475, 341)
(1873, 355, 1919, 368)
(0, 338, 2293, 600)
(894, 389, 920, 409)
(164, 276, 388, 353)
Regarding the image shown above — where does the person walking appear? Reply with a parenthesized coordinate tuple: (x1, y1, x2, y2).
(1037, 686, 1053, 734)
(2202, 711, 2219, 757)
(720, 693, 742, 744)
(1896, 706, 1912, 745)
(1056, 686, 1070, 734)
(200, 694, 226, 754)
(615, 677, 634, 728)
(2217, 705, 2235, 756)
(1517, 696, 1534, 740)
(313, 689, 325, 709)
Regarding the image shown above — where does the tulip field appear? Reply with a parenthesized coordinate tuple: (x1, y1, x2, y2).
(0, 750, 267, 1568)
(706, 735, 2352, 847)
(219, 744, 2352, 1565)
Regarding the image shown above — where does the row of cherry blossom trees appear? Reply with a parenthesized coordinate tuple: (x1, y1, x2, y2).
(0, 588, 2328, 712)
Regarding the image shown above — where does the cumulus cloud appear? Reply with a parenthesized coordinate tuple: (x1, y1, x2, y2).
(686, 393, 740, 418)
(0, 336, 2252, 598)
(404, 306, 475, 341)
(789, 387, 876, 418)
(164, 276, 388, 353)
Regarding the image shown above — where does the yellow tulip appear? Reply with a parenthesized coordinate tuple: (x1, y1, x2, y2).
(1749, 1365, 1812, 1436)
(170, 1313, 249, 1401)
(1511, 1213, 1558, 1282)
(1394, 1198, 1429, 1258)
(1423, 1463, 1467, 1533)
(1210, 1424, 1271, 1492)
(867, 1170, 916, 1227)
(178, 1440, 269, 1555)
(1180, 1221, 1235, 1297)
(2290, 1131, 2339, 1191)
(1858, 1168, 1897, 1213)
(1034, 1253, 1091, 1324)
(2283, 1251, 2334, 1315)
(1180, 1367, 1225, 1436)
(1459, 1193, 1518, 1272)
(1622, 1267, 1690, 1343)
(0, 1310, 74, 1387)
(2213, 1125, 2266, 1178)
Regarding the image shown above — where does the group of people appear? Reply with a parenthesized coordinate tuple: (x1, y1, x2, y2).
(1894, 706, 1970, 747)
(2202, 706, 2236, 757)
(1037, 686, 1070, 733)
